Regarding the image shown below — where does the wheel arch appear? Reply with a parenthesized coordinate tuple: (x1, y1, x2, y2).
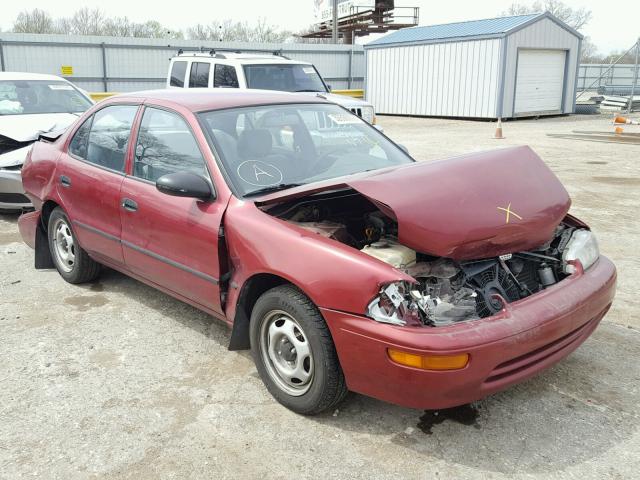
(41, 199, 60, 230)
(228, 273, 311, 351)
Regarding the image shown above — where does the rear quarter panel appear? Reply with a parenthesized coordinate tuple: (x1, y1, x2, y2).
(21, 140, 65, 210)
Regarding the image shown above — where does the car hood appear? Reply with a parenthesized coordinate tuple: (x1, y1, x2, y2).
(0, 113, 79, 143)
(0, 145, 32, 168)
(257, 146, 571, 260)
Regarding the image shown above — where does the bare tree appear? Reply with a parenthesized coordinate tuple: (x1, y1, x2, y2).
(187, 18, 292, 43)
(502, 0, 592, 30)
(12, 9, 55, 34)
(580, 37, 601, 63)
(69, 8, 107, 36)
(11, 8, 289, 42)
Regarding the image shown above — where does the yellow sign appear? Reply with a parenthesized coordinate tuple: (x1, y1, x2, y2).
(60, 65, 73, 76)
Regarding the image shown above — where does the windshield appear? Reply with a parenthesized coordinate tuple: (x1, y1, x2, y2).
(0, 80, 92, 116)
(243, 64, 328, 93)
(199, 104, 413, 197)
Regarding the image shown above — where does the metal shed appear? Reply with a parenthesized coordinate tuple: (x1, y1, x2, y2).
(365, 13, 583, 118)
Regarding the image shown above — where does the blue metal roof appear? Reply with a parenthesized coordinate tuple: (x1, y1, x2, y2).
(367, 13, 542, 47)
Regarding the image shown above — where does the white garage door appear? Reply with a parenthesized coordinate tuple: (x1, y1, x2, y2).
(514, 49, 566, 115)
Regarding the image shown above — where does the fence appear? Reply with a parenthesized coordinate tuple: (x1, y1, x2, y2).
(2, 32, 636, 101)
(577, 63, 639, 93)
(0, 33, 365, 92)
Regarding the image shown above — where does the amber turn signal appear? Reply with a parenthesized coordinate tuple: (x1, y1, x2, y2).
(387, 349, 469, 371)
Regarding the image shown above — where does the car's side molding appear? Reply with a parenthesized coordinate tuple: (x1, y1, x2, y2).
(73, 220, 219, 285)
(74, 220, 119, 243)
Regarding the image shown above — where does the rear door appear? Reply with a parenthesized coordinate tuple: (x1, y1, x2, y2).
(514, 49, 566, 116)
(119, 105, 226, 314)
(57, 104, 139, 265)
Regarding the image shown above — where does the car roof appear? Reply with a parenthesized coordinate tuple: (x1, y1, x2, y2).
(0, 71, 72, 82)
(172, 53, 311, 66)
(111, 88, 330, 112)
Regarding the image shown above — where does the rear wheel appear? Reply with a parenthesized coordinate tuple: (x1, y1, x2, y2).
(48, 207, 101, 284)
(250, 285, 348, 415)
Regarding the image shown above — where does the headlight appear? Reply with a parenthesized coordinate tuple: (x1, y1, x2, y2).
(361, 106, 374, 124)
(562, 229, 599, 273)
(367, 282, 413, 326)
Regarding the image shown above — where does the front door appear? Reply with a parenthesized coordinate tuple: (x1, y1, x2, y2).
(119, 106, 225, 314)
(57, 104, 139, 265)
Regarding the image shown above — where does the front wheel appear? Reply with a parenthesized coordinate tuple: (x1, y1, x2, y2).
(48, 207, 101, 284)
(250, 285, 348, 415)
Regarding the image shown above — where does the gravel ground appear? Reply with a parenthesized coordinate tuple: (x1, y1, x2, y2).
(1, 113, 639, 479)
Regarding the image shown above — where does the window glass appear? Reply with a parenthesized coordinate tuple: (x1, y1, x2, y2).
(189, 62, 210, 88)
(242, 64, 327, 92)
(0, 80, 92, 116)
(134, 107, 208, 182)
(84, 105, 138, 172)
(199, 104, 412, 197)
(170, 61, 187, 87)
(214, 64, 239, 88)
(68, 115, 93, 159)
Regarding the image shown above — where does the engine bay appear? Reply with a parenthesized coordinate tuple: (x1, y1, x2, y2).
(263, 190, 583, 327)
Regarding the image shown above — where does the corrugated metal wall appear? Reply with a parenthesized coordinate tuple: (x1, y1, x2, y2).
(366, 39, 502, 118)
(0, 33, 365, 92)
(501, 17, 580, 117)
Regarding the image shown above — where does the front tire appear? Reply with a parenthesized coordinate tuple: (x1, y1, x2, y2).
(250, 285, 348, 415)
(48, 207, 101, 284)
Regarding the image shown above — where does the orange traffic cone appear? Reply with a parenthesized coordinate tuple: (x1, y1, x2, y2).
(615, 126, 624, 134)
(614, 115, 640, 125)
(494, 118, 505, 139)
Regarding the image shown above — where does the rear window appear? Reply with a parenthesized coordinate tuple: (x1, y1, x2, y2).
(214, 64, 239, 88)
(170, 61, 187, 87)
(189, 62, 210, 88)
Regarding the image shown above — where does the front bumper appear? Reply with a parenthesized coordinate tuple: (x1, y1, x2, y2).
(0, 168, 31, 210)
(321, 256, 616, 410)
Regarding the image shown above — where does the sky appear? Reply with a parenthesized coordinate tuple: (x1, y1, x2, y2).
(0, 0, 638, 55)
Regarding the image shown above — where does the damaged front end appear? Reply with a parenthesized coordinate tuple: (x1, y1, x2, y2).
(367, 220, 599, 327)
(261, 186, 598, 328)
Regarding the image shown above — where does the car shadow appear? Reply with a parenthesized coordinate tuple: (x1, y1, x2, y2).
(78, 268, 640, 475)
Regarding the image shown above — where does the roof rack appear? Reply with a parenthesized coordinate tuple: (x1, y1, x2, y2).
(174, 47, 290, 60)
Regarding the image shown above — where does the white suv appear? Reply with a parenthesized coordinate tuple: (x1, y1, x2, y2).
(166, 51, 377, 125)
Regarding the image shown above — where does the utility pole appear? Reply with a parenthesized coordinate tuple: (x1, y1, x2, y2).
(628, 37, 639, 114)
(331, 0, 339, 44)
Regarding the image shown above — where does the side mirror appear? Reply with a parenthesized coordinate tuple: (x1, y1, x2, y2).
(156, 172, 214, 200)
(397, 144, 410, 155)
(327, 84, 332, 92)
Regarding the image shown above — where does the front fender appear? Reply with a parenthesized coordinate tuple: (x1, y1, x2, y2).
(223, 198, 412, 323)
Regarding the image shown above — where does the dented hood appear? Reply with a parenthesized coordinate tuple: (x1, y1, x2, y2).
(258, 146, 571, 260)
(0, 113, 79, 143)
(348, 146, 570, 259)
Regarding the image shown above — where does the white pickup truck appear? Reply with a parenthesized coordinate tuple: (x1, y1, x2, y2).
(166, 51, 378, 126)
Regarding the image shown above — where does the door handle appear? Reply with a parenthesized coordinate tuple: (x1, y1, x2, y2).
(121, 198, 138, 212)
(60, 175, 71, 188)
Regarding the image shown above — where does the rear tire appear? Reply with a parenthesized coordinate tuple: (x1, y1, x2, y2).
(48, 207, 101, 284)
(250, 285, 348, 415)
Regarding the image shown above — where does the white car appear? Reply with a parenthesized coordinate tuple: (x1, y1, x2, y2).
(0, 72, 93, 211)
(166, 51, 378, 126)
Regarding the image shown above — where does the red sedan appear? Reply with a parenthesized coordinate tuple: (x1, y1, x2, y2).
(18, 90, 616, 414)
